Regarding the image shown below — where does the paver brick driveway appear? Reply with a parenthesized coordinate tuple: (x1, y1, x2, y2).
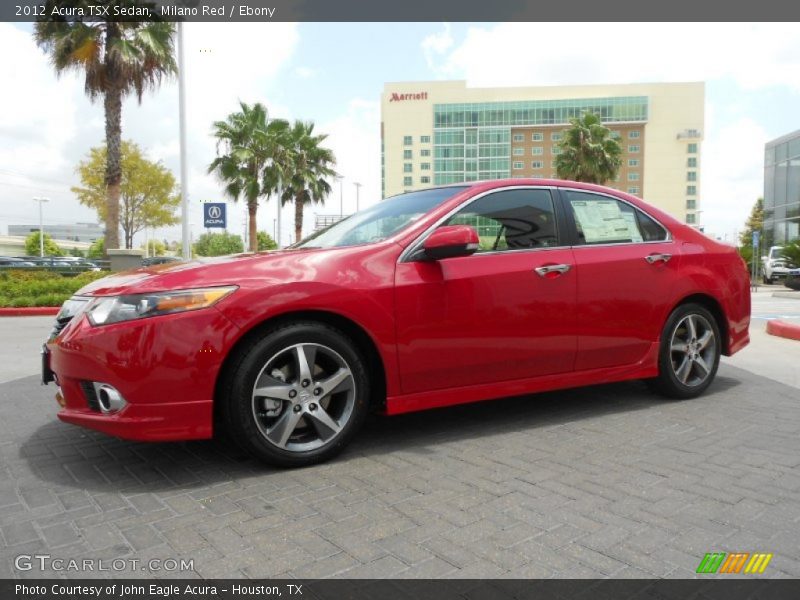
(1, 364, 799, 579)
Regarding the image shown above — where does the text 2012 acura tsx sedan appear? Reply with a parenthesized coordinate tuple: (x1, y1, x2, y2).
(43, 180, 750, 467)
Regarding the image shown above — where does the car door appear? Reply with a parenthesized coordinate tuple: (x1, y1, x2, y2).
(394, 187, 577, 395)
(561, 188, 682, 371)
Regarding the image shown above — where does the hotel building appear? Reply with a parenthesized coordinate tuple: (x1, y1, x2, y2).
(381, 80, 704, 224)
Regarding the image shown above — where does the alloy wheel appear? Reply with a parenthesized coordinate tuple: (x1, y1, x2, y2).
(250, 343, 356, 452)
(669, 314, 717, 387)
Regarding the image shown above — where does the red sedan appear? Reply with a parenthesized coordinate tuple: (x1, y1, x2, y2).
(43, 180, 751, 466)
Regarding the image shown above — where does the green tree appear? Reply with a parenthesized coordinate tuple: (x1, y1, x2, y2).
(87, 237, 105, 259)
(555, 112, 622, 184)
(256, 231, 278, 251)
(24, 232, 63, 257)
(280, 121, 337, 243)
(783, 239, 800, 267)
(739, 197, 764, 249)
(194, 232, 244, 257)
(72, 141, 180, 249)
(35, 7, 176, 252)
(140, 239, 167, 256)
(209, 102, 291, 252)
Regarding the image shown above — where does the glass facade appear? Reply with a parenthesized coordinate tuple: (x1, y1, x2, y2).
(432, 96, 648, 186)
(763, 129, 800, 246)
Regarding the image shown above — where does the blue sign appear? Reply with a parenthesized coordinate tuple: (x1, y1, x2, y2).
(203, 203, 226, 228)
(752, 231, 760, 247)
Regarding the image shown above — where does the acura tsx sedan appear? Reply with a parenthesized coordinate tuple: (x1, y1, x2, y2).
(43, 180, 750, 466)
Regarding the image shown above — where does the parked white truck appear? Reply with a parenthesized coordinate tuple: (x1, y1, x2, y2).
(762, 246, 794, 284)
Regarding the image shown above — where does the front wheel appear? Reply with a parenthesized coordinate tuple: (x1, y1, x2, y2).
(649, 303, 721, 399)
(221, 322, 370, 467)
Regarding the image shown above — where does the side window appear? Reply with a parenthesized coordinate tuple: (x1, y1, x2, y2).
(444, 189, 559, 252)
(565, 190, 667, 245)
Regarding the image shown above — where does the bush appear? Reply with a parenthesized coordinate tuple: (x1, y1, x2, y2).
(0, 269, 109, 307)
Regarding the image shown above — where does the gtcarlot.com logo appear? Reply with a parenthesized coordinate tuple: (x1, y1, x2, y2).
(14, 554, 194, 573)
(696, 552, 773, 574)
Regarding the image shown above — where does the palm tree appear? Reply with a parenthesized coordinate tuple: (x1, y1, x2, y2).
(35, 4, 176, 252)
(209, 102, 289, 251)
(280, 121, 337, 244)
(555, 112, 622, 184)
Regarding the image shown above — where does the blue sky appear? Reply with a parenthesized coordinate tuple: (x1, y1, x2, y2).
(1, 22, 799, 247)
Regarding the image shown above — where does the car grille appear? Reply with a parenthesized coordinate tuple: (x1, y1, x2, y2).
(49, 315, 73, 341)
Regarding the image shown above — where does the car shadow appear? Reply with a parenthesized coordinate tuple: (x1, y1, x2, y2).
(19, 375, 741, 494)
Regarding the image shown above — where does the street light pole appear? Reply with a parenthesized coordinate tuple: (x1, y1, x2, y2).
(33, 197, 49, 257)
(177, 21, 191, 260)
(335, 175, 343, 218)
(353, 181, 361, 212)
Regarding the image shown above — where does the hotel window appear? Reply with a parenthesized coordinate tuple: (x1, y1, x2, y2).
(687, 171, 697, 182)
(532, 132, 544, 141)
(551, 147, 561, 155)
(628, 172, 640, 181)
(629, 145, 640, 153)
(531, 161, 543, 169)
(687, 185, 697, 195)
(403, 163, 412, 173)
(513, 161, 524, 170)
(421, 162, 431, 170)
(403, 150, 412, 159)
(628, 187, 640, 195)
(513, 147, 525, 156)
(420, 135, 431, 143)
(687, 157, 697, 168)
(532, 146, 543, 155)
(512, 133, 524, 142)
(686, 199, 696, 209)
(610, 131, 621, 139)
(421, 176, 430, 184)
(403, 176, 412, 186)
(551, 161, 558, 168)
(403, 136, 412, 146)
(687, 143, 697, 153)
(629, 130, 641, 139)
(421, 149, 431, 158)
(686, 213, 697, 224)
(628, 159, 639, 167)
(551, 132, 562, 141)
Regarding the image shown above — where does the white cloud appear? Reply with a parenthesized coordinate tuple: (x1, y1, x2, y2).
(423, 23, 800, 91)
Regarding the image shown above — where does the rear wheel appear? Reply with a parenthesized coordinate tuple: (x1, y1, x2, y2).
(650, 303, 721, 399)
(221, 322, 370, 467)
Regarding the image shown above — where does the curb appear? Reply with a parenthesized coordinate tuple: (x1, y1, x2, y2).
(772, 291, 800, 300)
(766, 319, 800, 341)
(0, 307, 59, 317)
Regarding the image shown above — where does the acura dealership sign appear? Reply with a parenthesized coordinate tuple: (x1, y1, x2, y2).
(203, 203, 227, 228)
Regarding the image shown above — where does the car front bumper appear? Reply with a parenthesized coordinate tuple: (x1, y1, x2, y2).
(45, 307, 240, 441)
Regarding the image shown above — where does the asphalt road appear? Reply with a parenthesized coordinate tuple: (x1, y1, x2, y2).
(0, 290, 798, 579)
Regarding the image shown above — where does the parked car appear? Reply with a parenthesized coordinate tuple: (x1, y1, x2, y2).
(14, 256, 101, 273)
(0, 257, 37, 267)
(786, 268, 800, 291)
(761, 245, 794, 284)
(43, 180, 751, 467)
(141, 255, 181, 267)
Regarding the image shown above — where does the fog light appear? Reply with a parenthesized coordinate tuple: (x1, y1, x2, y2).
(92, 383, 127, 414)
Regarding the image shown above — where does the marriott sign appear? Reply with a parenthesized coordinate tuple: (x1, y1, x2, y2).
(389, 92, 428, 102)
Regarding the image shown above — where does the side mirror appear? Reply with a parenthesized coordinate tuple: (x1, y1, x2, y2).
(422, 225, 480, 260)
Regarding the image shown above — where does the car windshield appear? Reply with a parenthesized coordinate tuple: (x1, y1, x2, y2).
(294, 186, 468, 249)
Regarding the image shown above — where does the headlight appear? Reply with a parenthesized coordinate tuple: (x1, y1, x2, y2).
(86, 286, 237, 326)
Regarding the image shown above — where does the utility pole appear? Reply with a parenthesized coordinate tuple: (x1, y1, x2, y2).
(335, 175, 343, 218)
(353, 181, 361, 212)
(32, 197, 49, 257)
(177, 21, 191, 260)
(276, 185, 282, 249)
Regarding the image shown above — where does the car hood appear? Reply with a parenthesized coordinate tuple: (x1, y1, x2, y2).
(75, 249, 337, 296)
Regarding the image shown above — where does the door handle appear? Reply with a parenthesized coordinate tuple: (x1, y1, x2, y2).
(534, 264, 571, 277)
(645, 253, 672, 264)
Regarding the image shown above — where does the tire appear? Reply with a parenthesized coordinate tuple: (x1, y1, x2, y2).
(763, 274, 770, 284)
(649, 303, 721, 400)
(220, 321, 370, 467)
